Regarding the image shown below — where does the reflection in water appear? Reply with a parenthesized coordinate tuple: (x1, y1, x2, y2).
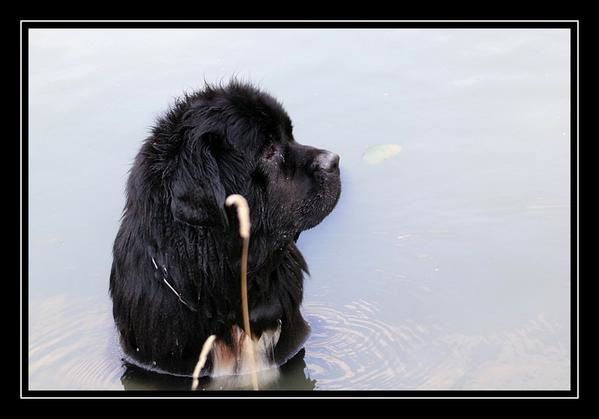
(29, 295, 569, 390)
(121, 349, 316, 391)
(29, 295, 124, 390)
(29, 295, 318, 391)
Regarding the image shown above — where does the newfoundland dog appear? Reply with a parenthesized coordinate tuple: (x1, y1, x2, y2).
(109, 81, 341, 377)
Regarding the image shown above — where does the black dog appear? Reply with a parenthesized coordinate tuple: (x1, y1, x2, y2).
(109, 81, 341, 376)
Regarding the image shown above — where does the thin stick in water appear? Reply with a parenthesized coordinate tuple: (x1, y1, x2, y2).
(191, 334, 217, 391)
(225, 194, 259, 391)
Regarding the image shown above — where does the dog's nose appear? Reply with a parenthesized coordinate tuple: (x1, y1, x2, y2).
(314, 151, 340, 173)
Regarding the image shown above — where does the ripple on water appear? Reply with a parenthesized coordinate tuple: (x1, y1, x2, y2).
(303, 300, 570, 390)
(303, 299, 425, 390)
(29, 295, 124, 390)
(28, 295, 570, 391)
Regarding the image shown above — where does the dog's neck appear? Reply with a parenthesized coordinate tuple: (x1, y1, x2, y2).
(148, 224, 305, 314)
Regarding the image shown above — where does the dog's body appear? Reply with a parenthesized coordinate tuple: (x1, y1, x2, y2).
(109, 81, 341, 376)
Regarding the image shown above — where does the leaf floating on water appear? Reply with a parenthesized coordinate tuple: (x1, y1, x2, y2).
(362, 144, 402, 165)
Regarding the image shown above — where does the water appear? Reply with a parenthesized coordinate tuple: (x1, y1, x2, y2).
(28, 28, 571, 391)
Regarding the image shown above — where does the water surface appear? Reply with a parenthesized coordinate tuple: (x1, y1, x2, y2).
(28, 28, 571, 391)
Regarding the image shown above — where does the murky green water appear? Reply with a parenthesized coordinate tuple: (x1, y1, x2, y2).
(28, 28, 571, 391)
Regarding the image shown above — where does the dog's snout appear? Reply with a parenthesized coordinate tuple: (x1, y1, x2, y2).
(314, 151, 340, 173)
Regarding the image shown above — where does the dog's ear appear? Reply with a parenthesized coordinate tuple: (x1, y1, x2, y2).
(170, 132, 229, 228)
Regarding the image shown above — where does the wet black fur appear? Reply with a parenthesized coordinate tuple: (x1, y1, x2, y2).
(109, 81, 341, 375)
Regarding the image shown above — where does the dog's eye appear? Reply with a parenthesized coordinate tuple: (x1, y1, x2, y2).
(264, 143, 277, 160)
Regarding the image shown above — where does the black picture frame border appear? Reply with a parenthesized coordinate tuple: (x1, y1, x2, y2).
(19, 18, 579, 399)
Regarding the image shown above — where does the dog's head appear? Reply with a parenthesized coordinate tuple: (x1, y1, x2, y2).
(164, 82, 341, 244)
